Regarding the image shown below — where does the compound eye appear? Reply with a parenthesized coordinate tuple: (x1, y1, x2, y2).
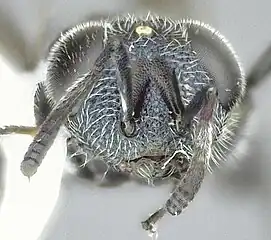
(186, 22, 244, 111)
(120, 119, 137, 138)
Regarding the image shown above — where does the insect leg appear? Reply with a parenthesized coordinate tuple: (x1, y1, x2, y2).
(165, 88, 217, 215)
(0, 82, 54, 137)
(34, 82, 54, 126)
(20, 43, 111, 178)
(0, 125, 37, 136)
(165, 159, 206, 216)
(141, 208, 167, 234)
(35, 71, 99, 180)
(141, 88, 217, 233)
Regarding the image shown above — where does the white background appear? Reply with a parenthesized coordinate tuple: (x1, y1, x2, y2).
(0, 1, 271, 240)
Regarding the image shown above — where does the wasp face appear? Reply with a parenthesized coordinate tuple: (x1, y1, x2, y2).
(1, 13, 251, 235)
(63, 17, 224, 182)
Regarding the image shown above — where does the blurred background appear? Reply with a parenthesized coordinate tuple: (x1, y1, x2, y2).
(0, 0, 271, 239)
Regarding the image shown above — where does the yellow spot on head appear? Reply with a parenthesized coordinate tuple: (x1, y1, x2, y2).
(135, 25, 153, 36)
